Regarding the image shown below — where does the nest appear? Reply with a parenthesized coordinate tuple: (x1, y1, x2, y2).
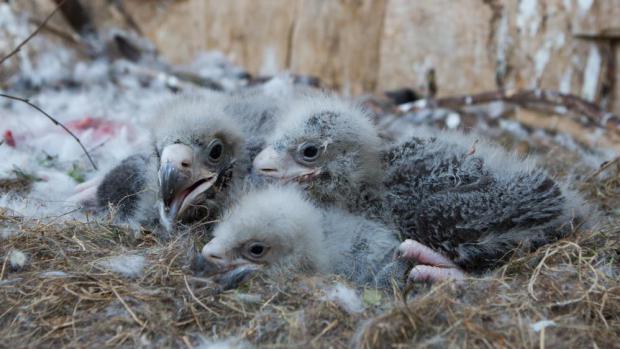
(1, 144, 619, 349)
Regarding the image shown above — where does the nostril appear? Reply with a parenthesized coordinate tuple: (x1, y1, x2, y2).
(208, 253, 223, 260)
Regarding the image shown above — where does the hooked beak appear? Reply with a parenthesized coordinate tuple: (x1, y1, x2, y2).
(158, 144, 218, 227)
(201, 240, 260, 289)
(253, 146, 320, 182)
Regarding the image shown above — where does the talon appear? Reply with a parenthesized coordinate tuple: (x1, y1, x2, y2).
(397, 239, 457, 267)
(408, 265, 465, 283)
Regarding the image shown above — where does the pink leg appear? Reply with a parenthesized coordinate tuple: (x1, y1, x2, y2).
(397, 239, 465, 283)
(409, 265, 465, 282)
(74, 176, 103, 193)
(68, 185, 98, 205)
(68, 176, 102, 205)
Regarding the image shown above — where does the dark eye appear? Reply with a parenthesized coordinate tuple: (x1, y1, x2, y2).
(247, 242, 268, 258)
(298, 142, 321, 162)
(207, 139, 223, 161)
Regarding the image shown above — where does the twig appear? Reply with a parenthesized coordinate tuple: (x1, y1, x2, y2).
(0, 254, 8, 281)
(181, 336, 194, 349)
(183, 275, 221, 316)
(586, 157, 620, 181)
(0, 0, 66, 65)
(0, 1, 96, 170)
(111, 287, 146, 327)
(409, 89, 620, 132)
(310, 319, 339, 343)
(0, 93, 98, 170)
(28, 17, 83, 48)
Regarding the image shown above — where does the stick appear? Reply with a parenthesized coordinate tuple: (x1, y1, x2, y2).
(28, 17, 83, 48)
(586, 156, 620, 181)
(407, 89, 619, 132)
(0, 254, 8, 281)
(0, 0, 66, 65)
(183, 275, 221, 316)
(111, 287, 146, 327)
(0, 93, 98, 170)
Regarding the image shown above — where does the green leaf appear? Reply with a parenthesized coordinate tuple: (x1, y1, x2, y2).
(11, 166, 43, 182)
(67, 164, 86, 183)
(37, 152, 58, 168)
(362, 288, 382, 306)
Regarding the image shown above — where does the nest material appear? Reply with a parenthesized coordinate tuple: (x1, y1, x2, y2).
(1, 143, 619, 349)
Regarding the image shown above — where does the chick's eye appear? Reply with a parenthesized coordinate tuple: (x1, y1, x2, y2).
(299, 143, 320, 162)
(207, 139, 223, 161)
(247, 242, 268, 258)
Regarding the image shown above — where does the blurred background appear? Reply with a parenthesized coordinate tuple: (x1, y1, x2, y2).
(5, 0, 620, 110)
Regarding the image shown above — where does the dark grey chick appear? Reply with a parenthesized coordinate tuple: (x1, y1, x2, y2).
(383, 130, 588, 272)
(252, 93, 589, 281)
(75, 92, 250, 233)
(94, 153, 157, 225)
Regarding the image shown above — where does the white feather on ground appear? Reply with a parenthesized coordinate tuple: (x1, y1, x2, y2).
(0, 227, 19, 240)
(530, 320, 557, 332)
(195, 336, 252, 349)
(96, 254, 146, 278)
(8, 249, 27, 269)
(38, 270, 69, 278)
(323, 283, 365, 314)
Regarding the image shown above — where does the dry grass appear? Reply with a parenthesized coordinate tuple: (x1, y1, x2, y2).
(1, 139, 619, 349)
(0, 214, 381, 348)
(356, 227, 619, 348)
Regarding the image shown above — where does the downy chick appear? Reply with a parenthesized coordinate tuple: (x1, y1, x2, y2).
(74, 92, 248, 234)
(201, 185, 420, 289)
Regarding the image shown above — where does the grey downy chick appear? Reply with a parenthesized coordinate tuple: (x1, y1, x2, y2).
(253, 93, 384, 213)
(73, 92, 249, 234)
(201, 185, 414, 290)
(148, 93, 249, 231)
(252, 93, 589, 280)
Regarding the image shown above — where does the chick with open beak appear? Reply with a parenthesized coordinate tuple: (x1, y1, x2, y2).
(158, 140, 228, 229)
(149, 94, 246, 231)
